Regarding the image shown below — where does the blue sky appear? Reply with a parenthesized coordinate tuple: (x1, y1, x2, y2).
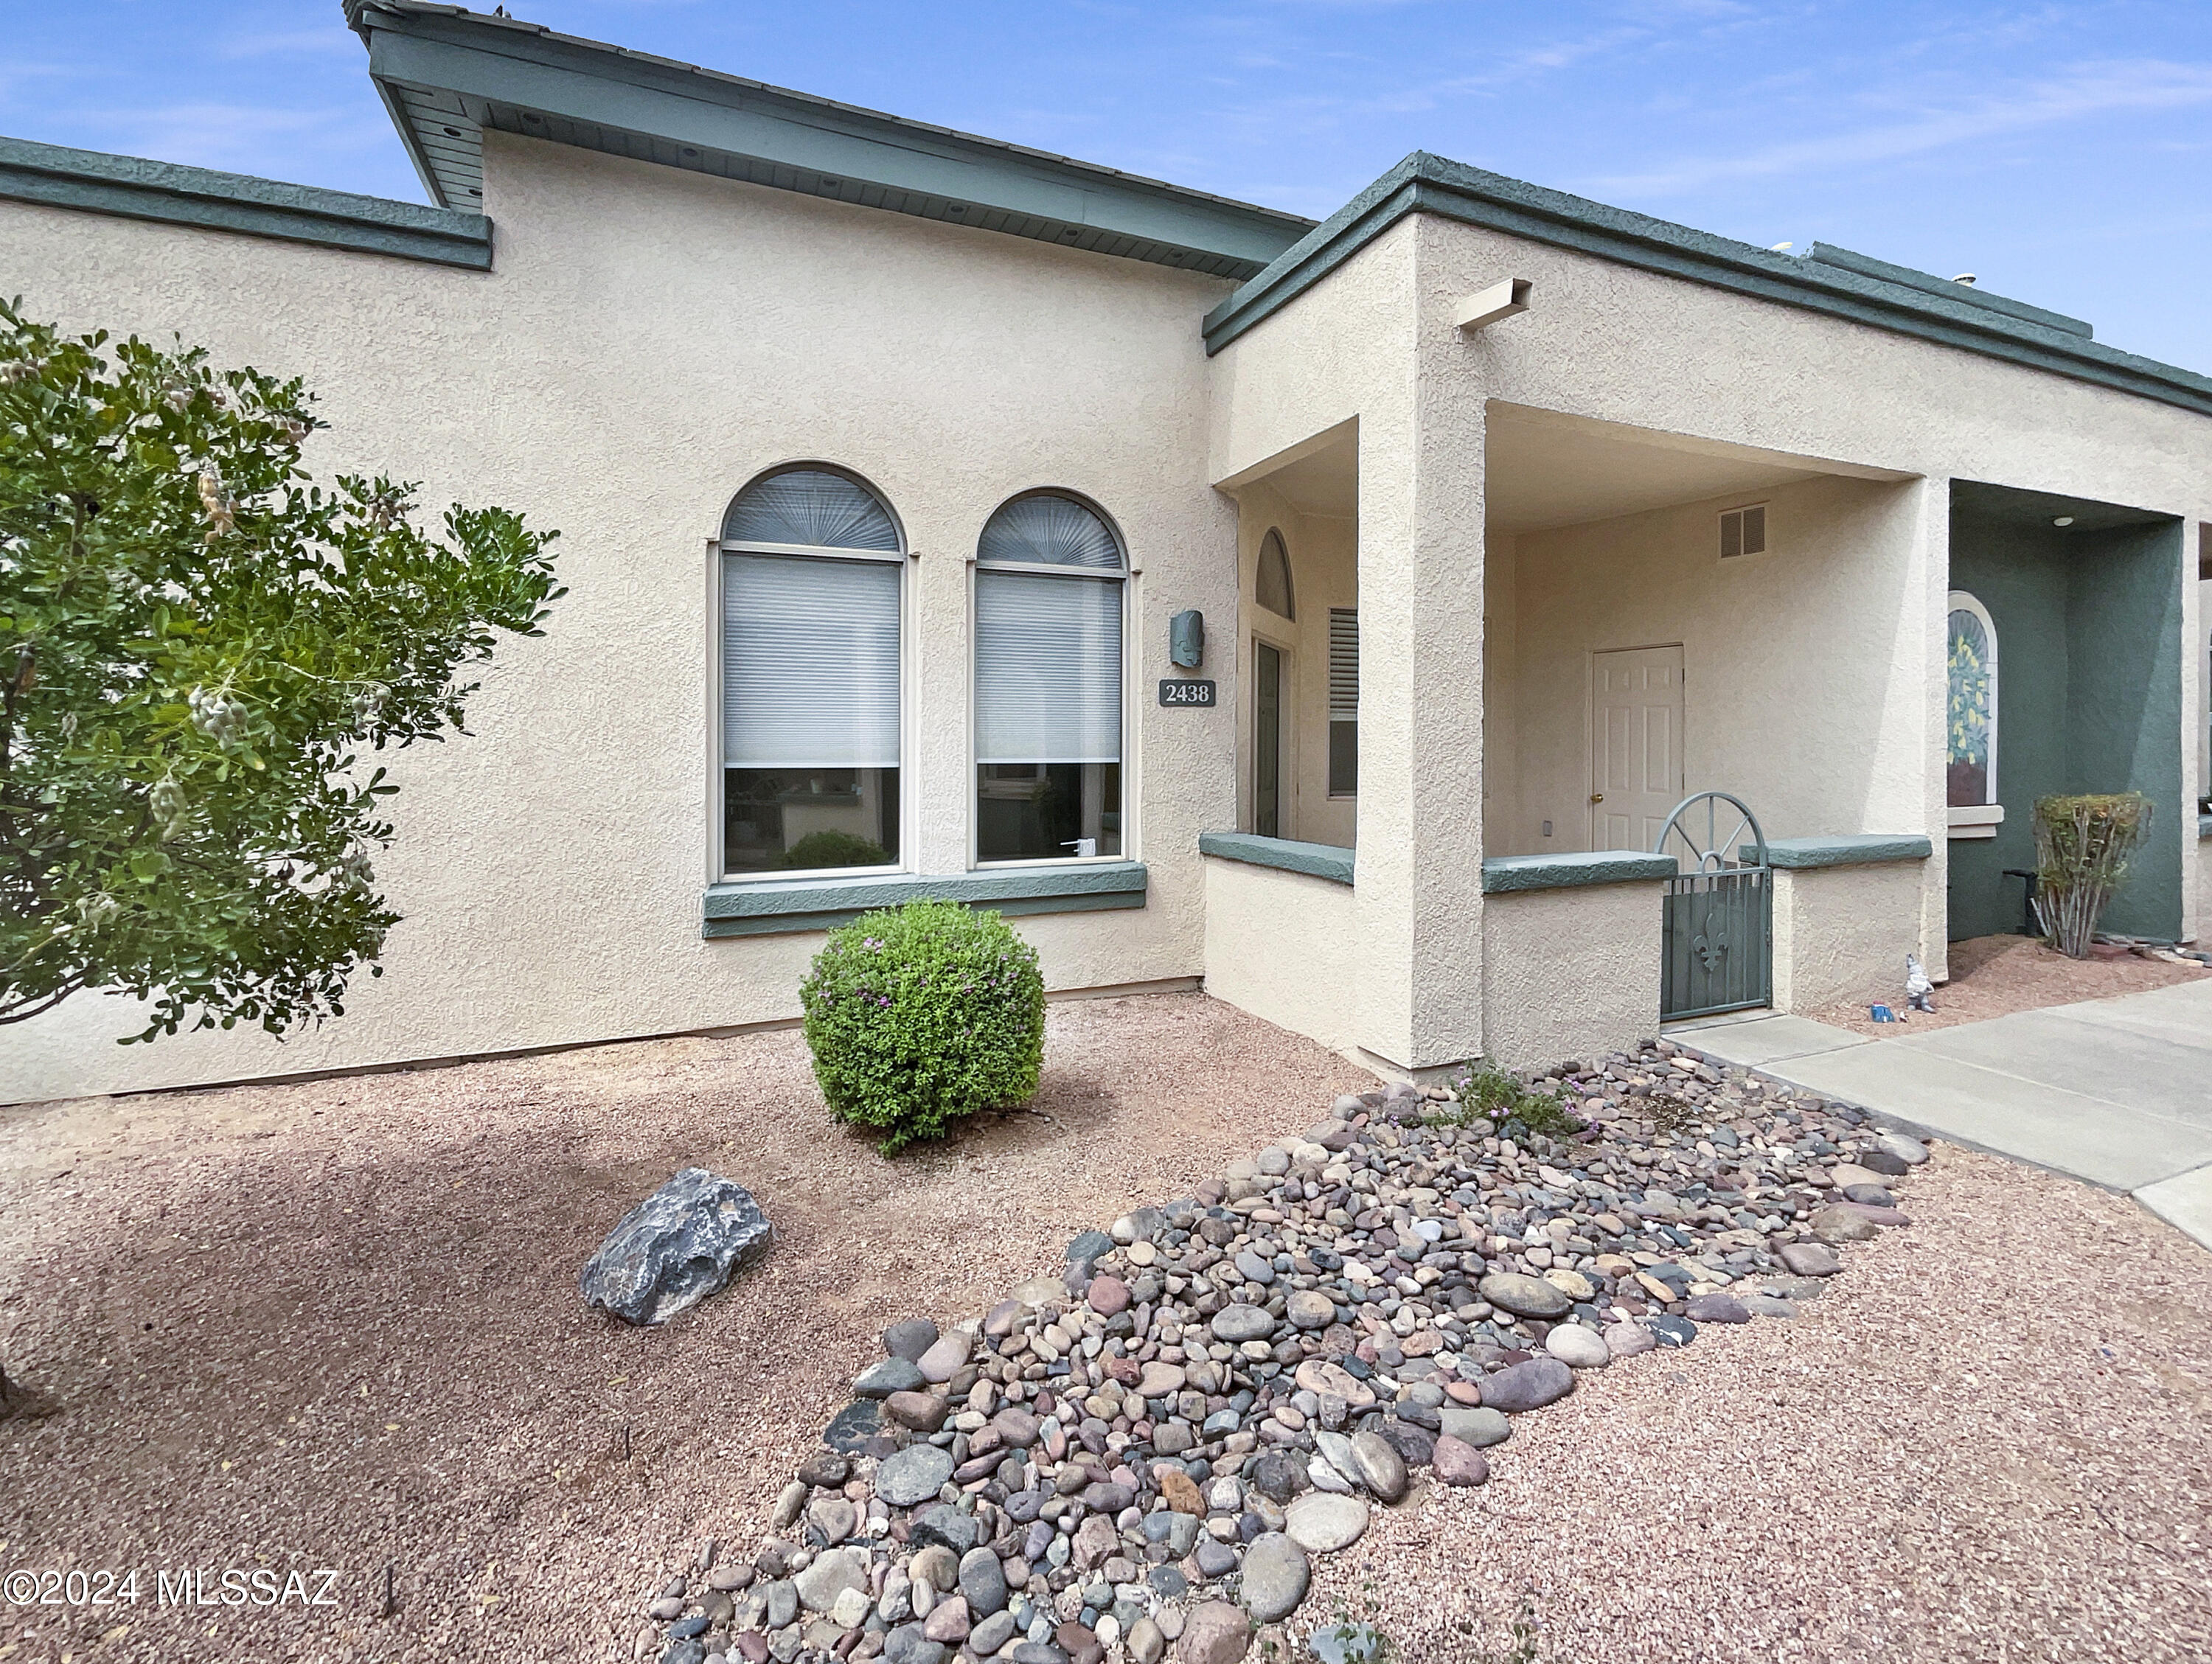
(7, 1, 2211, 370)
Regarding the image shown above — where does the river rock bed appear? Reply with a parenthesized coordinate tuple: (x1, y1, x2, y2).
(632, 1038, 1926, 1664)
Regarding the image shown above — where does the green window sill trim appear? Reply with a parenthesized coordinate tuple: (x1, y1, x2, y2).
(1481, 851, 1676, 893)
(1198, 832, 1354, 886)
(703, 863, 1147, 938)
(1739, 834, 1934, 869)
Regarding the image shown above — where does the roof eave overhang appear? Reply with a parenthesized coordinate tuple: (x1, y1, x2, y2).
(1203, 153, 2212, 420)
(351, 4, 1311, 281)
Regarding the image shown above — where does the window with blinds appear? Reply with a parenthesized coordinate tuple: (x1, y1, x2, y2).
(719, 467, 904, 877)
(1329, 608, 1358, 796)
(974, 492, 1126, 863)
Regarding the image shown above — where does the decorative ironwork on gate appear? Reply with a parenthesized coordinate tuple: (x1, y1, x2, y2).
(1655, 791, 1773, 1022)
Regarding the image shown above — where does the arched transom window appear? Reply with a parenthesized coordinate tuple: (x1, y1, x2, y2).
(1256, 527, 1295, 620)
(719, 466, 904, 877)
(974, 492, 1126, 863)
(1947, 591, 1998, 812)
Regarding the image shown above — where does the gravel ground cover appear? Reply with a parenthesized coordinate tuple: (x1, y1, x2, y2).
(632, 1042, 1933, 1664)
(1306, 1140, 2212, 1664)
(0, 994, 1368, 1663)
(1809, 932, 2209, 1039)
(4, 992, 2208, 1664)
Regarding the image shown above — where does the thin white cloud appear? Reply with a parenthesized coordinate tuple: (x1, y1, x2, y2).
(75, 102, 394, 175)
(1594, 58, 2212, 194)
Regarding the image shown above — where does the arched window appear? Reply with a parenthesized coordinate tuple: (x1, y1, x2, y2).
(1947, 591, 1998, 815)
(974, 492, 1126, 863)
(719, 465, 904, 877)
(1256, 527, 1295, 620)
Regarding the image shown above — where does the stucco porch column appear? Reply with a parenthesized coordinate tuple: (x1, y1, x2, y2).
(1352, 348, 1488, 1076)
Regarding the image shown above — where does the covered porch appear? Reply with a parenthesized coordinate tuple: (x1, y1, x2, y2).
(1197, 402, 1946, 1074)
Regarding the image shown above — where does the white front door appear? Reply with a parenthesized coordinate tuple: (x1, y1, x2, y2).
(1590, 645, 1684, 851)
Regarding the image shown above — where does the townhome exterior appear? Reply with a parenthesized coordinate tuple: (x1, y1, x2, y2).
(4, 1, 2207, 1104)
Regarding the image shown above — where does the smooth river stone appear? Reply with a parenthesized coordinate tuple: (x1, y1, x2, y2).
(1238, 1533, 1311, 1623)
(1430, 1433, 1491, 1486)
(876, 1444, 956, 1508)
(1209, 1303, 1279, 1344)
(1284, 1492, 1370, 1554)
(1478, 1356, 1576, 1413)
(1436, 1405, 1509, 1448)
(1778, 1240, 1843, 1277)
(1543, 1324, 1610, 1369)
(1684, 1293, 1749, 1324)
(1478, 1273, 1571, 1320)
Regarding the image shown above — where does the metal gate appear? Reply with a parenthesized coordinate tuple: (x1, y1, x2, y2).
(1655, 791, 1773, 1022)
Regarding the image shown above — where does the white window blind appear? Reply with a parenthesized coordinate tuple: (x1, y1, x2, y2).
(975, 571, 1122, 764)
(722, 554, 900, 768)
(1329, 609, 1359, 716)
(978, 494, 1124, 569)
(725, 467, 900, 550)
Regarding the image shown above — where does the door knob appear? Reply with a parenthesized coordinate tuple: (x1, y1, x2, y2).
(1590, 793, 1604, 804)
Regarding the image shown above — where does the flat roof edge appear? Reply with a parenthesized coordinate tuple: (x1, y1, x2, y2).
(0, 134, 492, 269)
(355, 1, 1311, 277)
(1203, 153, 2212, 419)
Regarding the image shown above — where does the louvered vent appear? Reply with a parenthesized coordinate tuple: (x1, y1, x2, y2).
(1328, 608, 1358, 796)
(1719, 504, 1768, 559)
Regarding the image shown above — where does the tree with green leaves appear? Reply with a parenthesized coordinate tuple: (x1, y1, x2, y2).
(0, 298, 562, 1409)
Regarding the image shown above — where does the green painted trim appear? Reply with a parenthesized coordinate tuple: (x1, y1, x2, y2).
(1745, 834, 1934, 869)
(1198, 831, 1354, 885)
(1199, 153, 2212, 417)
(352, 7, 1308, 279)
(701, 863, 1148, 939)
(1801, 243, 2091, 339)
(0, 134, 492, 269)
(1481, 851, 1677, 893)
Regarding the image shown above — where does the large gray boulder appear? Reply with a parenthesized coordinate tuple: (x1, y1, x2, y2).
(579, 1167, 771, 1326)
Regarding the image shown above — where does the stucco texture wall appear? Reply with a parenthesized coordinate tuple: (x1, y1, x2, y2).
(1480, 882, 1662, 1069)
(1488, 470, 1929, 859)
(1425, 217, 2208, 958)
(1772, 860, 1929, 1011)
(1200, 857, 1360, 1057)
(1228, 476, 1357, 850)
(3, 133, 1240, 1103)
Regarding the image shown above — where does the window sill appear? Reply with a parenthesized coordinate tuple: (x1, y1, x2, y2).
(1481, 851, 1676, 893)
(1198, 832, 1354, 886)
(1947, 804, 2004, 832)
(703, 863, 1147, 938)
(1746, 834, 1937, 868)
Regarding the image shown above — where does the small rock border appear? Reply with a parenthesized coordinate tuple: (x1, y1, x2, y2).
(630, 1038, 1927, 1664)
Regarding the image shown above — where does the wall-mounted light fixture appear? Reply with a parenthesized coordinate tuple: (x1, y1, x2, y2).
(1454, 277, 1532, 334)
(1169, 609, 1205, 669)
(2053, 515, 2075, 528)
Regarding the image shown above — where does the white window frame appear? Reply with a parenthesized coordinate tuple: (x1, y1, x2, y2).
(711, 464, 914, 884)
(968, 490, 1132, 871)
(1945, 589, 2003, 839)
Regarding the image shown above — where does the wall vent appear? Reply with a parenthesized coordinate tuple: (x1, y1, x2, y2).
(1719, 503, 1768, 559)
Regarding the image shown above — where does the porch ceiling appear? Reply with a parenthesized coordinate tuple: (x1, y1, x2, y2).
(1484, 403, 1911, 535)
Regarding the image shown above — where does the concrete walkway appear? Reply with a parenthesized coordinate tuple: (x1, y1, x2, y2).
(1672, 978, 2212, 1250)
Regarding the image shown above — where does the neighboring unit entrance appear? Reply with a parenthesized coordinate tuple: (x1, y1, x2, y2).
(1254, 639, 1285, 838)
(1656, 790, 1774, 1022)
(1591, 645, 1685, 850)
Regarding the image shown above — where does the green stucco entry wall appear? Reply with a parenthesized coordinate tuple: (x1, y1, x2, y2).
(1947, 486, 2184, 941)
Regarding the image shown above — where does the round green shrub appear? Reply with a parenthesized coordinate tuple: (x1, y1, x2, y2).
(799, 899, 1044, 1152)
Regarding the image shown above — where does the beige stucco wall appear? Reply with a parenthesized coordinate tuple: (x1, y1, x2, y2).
(1770, 860, 1930, 1012)
(1480, 882, 1662, 1068)
(1200, 858, 1360, 1057)
(1489, 470, 1928, 857)
(1228, 476, 1357, 850)
(1, 133, 1242, 1104)
(1423, 214, 2209, 960)
(1208, 217, 1490, 1076)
